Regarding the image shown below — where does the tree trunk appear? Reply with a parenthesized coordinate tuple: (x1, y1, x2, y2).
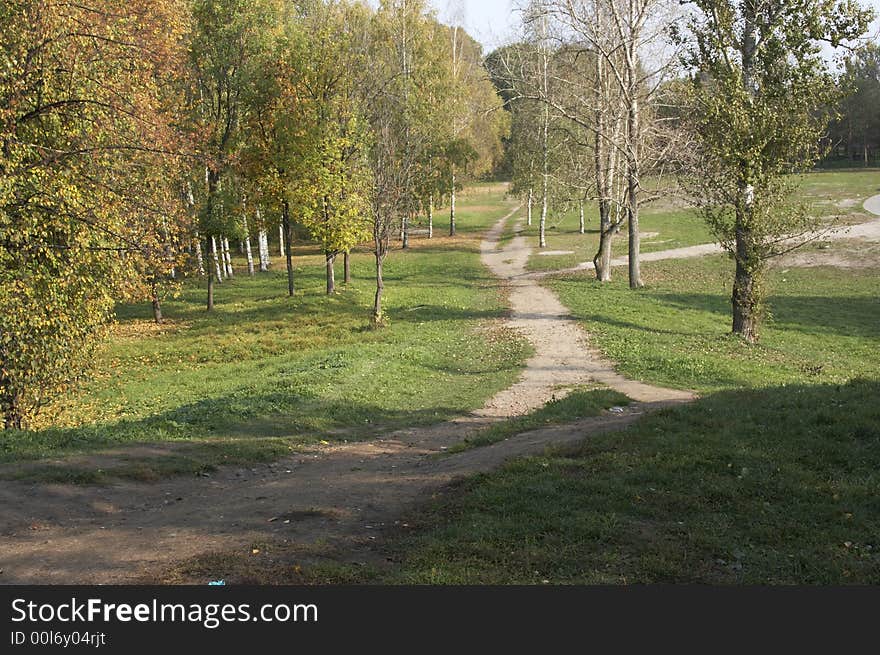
(449, 170, 456, 236)
(372, 253, 385, 326)
(258, 225, 269, 272)
(539, 99, 549, 249)
(623, 6, 644, 289)
(427, 195, 433, 239)
(540, 18, 550, 250)
(594, 199, 615, 282)
(579, 202, 585, 234)
(211, 236, 223, 282)
(592, 24, 613, 283)
(2, 392, 23, 431)
(194, 236, 205, 276)
(527, 187, 533, 227)
(206, 236, 215, 310)
(730, 5, 760, 342)
(326, 252, 336, 295)
(243, 214, 255, 276)
(282, 200, 294, 297)
(279, 223, 286, 258)
(150, 280, 163, 325)
(222, 237, 234, 278)
(344, 251, 351, 284)
(402, 215, 409, 249)
(539, 173, 548, 249)
(732, 227, 760, 343)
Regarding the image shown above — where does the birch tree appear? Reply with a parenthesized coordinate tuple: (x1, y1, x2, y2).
(540, 0, 680, 287)
(189, 0, 277, 308)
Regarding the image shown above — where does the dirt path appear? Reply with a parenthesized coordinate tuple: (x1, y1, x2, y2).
(531, 194, 880, 278)
(863, 193, 880, 218)
(0, 205, 692, 585)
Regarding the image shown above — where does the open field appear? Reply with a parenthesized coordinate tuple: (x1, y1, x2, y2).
(358, 379, 879, 584)
(3, 173, 878, 586)
(547, 252, 880, 392)
(523, 169, 880, 273)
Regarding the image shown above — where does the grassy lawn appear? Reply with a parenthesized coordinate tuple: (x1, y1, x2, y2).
(547, 254, 880, 393)
(329, 213, 879, 585)
(0, 183, 531, 477)
(523, 169, 880, 273)
(445, 387, 630, 454)
(375, 379, 879, 584)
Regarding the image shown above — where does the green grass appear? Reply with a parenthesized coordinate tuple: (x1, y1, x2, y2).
(523, 169, 880, 273)
(4, 439, 292, 485)
(372, 379, 880, 584)
(523, 209, 713, 273)
(316, 181, 879, 585)
(0, 183, 531, 473)
(546, 254, 880, 393)
(445, 387, 630, 454)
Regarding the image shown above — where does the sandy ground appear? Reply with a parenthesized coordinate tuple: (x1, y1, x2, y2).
(0, 205, 692, 585)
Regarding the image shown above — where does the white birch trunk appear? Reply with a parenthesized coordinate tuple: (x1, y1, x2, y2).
(222, 237, 234, 278)
(428, 195, 433, 239)
(195, 236, 205, 276)
(279, 223, 286, 257)
(243, 215, 255, 276)
(259, 229, 269, 271)
(211, 236, 223, 282)
(539, 13, 549, 250)
(527, 188, 533, 227)
(449, 171, 456, 236)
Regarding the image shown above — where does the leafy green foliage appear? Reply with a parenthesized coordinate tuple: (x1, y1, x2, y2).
(0, 0, 189, 427)
(677, 0, 874, 339)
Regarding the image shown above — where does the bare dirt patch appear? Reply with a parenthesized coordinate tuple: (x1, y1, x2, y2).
(774, 239, 880, 270)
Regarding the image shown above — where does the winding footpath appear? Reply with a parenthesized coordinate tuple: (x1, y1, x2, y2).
(0, 204, 692, 584)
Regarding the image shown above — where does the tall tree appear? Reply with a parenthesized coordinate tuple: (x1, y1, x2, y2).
(291, 1, 372, 295)
(678, 0, 873, 342)
(363, 0, 451, 325)
(189, 0, 277, 308)
(0, 0, 188, 428)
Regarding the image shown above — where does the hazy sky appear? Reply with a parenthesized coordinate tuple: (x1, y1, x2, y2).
(429, 0, 880, 53)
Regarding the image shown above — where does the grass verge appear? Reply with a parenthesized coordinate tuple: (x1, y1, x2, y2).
(445, 387, 630, 454)
(359, 379, 880, 584)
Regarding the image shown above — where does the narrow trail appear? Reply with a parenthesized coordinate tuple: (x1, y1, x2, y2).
(530, 193, 880, 279)
(0, 204, 692, 585)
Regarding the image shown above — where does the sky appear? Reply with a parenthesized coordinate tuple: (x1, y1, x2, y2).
(428, 0, 880, 54)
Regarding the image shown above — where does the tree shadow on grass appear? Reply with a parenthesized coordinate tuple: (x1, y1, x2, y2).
(0, 391, 475, 465)
(644, 292, 879, 339)
(392, 378, 880, 585)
